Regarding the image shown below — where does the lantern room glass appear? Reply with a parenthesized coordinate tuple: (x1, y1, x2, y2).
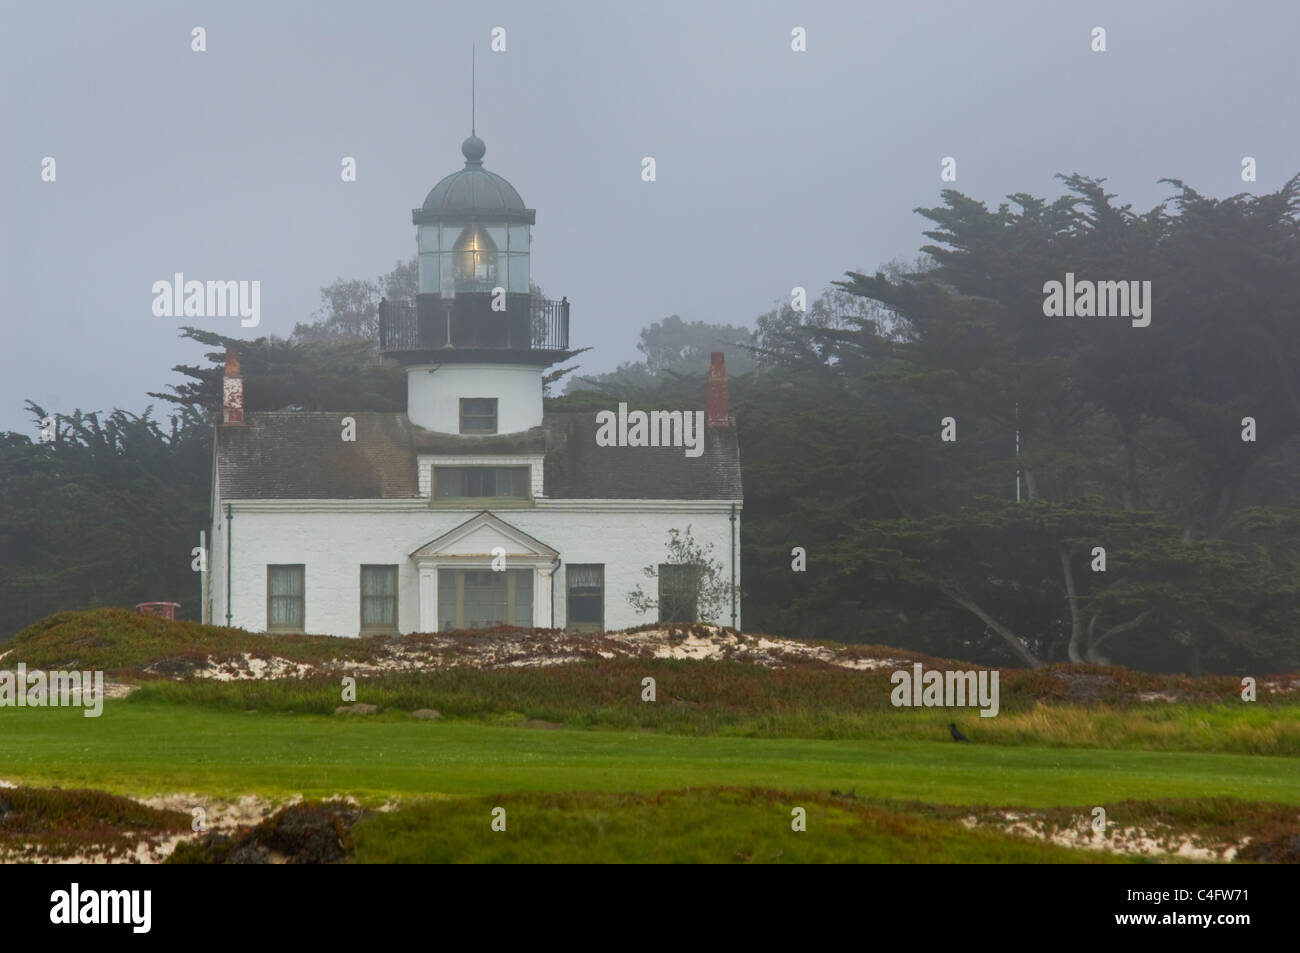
(453, 224, 499, 288)
(417, 225, 440, 294)
(417, 220, 531, 297)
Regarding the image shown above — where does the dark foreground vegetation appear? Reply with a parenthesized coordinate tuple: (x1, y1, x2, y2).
(10, 786, 1299, 864)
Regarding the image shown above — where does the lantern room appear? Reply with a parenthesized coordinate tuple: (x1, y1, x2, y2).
(414, 134, 534, 296)
(379, 134, 570, 364)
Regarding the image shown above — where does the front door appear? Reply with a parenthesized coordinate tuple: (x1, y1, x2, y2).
(437, 568, 534, 631)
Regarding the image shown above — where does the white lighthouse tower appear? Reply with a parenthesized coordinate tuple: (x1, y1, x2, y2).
(379, 133, 572, 436)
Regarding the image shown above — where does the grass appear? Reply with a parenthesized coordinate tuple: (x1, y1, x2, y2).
(4, 607, 393, 673)
(909, 795, 1300, 851)
(125, 667, 1300, 754)
(6, 609, 1299, 862)
(348, 788, 1136, 863)
(11, 609, 1292, 711)
(4, 701, 1300, 809)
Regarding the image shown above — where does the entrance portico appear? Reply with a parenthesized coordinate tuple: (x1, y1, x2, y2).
(411, 511, 558, 631)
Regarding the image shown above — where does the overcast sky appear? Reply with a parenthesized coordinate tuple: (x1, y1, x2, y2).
(3, 0, 1297, 434)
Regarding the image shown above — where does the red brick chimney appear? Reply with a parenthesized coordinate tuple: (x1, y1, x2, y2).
(222, 346, 245, 426)
(707, 351, 729, 427)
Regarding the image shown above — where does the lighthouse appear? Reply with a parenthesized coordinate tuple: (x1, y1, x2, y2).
(209, 129, 741, 638)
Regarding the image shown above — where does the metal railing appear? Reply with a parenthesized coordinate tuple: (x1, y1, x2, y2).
(379, 295, 569, 352)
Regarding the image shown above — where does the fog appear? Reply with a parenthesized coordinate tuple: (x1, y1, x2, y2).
(3, 0, 1296, 432)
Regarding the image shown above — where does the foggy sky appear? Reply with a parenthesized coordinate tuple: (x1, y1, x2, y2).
(3, 0, 1297, 434)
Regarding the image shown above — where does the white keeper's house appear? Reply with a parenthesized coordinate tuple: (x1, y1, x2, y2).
(203, 133, 742, 637)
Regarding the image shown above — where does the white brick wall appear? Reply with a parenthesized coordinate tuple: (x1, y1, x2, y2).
(406, 364, 544, 433)
(209, 501, 740, 636)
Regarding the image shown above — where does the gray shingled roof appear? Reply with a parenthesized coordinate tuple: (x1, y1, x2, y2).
(216, 411, 742, 502)
(216, 413, 419, 499)
(541, 413, 743, 500)
(411, 425, 547, 455)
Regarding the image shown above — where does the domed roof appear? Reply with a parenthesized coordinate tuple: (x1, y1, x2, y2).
(413, 136, 536, 225)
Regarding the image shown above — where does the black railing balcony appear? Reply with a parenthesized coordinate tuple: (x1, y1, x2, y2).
(379, 293, 570, 353)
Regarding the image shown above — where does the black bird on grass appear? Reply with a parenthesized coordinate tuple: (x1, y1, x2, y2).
(949, 722, 971, 743)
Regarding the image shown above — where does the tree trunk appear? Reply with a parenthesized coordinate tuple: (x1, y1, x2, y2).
(1086, 609, 1152, 663)
(1084, 612, 1112, 664)
(1023, 468, 1040, 502)
(1059, 547, 1085, 663)
(939, 584, 1043, 668)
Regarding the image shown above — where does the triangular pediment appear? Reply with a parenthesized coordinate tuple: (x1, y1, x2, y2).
(410, 510, 557, 560)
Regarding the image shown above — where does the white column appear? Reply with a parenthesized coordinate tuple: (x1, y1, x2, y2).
(418, 568, 438, 633)
(535, 564, 554, 629)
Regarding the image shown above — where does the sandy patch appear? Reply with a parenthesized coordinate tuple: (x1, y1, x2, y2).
(1136, 691, 1179, 703)
(2, 832, 194, 865)
(138, 793, 286, 830)
(963, 810, 1250, 861)
(1, 792, 384, 864)
(1261, 678, 1300, 695)
(606, 628, 905, 671)
(137, 792, 377, 829)
(0, 672, 135, 707)
(190, 654, 317, 681)
(139, 625, 907, 682)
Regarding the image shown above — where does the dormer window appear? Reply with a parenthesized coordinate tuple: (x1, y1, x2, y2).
(433, 465, 529, 501)
(459, 397, 498, 434)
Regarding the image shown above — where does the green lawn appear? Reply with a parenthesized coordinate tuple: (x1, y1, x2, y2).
(8, 611, 1296, 862)
(129, 674, 1300, 755)
(348, 789, 1134, 864)
(4, 701, 1298, 810)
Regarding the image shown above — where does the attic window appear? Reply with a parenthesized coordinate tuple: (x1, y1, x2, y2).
(433, 466, 529, 501)
(460, 398, 498, 434)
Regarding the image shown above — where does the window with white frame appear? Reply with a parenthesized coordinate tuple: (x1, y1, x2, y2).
(566, 564, 604, 632)
(267, 564, 305, 632)
(360, 565, 398, 633)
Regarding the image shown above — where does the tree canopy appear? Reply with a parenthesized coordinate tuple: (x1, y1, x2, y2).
(736, 173, 1300, 671)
